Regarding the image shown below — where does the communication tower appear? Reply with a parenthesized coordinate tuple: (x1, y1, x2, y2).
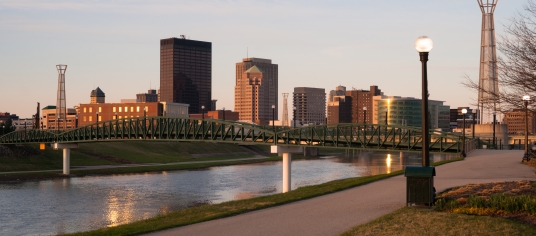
(477, 0, 500, 123)
(282, 93, 289, 127)
(56, 65, 67, 130)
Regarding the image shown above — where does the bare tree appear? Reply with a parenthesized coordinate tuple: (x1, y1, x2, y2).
(464, 0, 536, 111)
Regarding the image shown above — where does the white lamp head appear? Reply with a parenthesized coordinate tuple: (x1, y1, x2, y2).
(415, 36, 433, 52)
(363, 107, 367, 111)
(462, 109, 467, 114)
(523, 95, 531, 101)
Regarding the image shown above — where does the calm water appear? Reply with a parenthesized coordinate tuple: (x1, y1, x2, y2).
(0, 151, 454, 235)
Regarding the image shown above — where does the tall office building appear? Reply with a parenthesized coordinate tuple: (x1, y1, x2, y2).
(160, 37, 212, 114)
(235, 58, 278, 125)
(346, 85, 382, 123)
(293, 87, 326, 126)
(327, 95, 352, 124)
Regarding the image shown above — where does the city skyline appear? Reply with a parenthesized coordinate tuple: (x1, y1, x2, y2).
(0, 0, 528, 118)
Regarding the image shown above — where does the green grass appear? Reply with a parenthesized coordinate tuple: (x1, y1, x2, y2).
(63, 155, 463, 236)
(340, 207, 536, 236)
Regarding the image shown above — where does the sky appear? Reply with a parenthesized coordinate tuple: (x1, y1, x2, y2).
(0, 0, 529, 119)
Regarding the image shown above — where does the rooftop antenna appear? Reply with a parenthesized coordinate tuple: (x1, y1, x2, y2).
(180, 35, 185, 39)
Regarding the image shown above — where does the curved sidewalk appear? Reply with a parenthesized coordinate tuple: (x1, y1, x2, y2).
(146, 150, 535, 236)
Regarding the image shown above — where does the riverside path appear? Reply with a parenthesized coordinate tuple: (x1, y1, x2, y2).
(145, 149, 535, 236)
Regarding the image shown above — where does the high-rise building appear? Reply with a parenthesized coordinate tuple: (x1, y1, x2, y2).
(137, 89, 158, 103)
(328, 86, 346, 102)
(90, 87, 105, 104)
(293, 87, 326, 126)
(234, 58, 278, 125)
(160, 37, 212, 114)
(346, 85, 382, 123)
(327, 95, 352, 124)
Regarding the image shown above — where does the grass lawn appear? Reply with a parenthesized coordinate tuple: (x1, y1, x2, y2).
(341, 207, 536, 236)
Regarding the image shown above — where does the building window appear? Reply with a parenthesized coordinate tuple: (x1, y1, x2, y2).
(89, 107, 93, 113)
(136, 106, 140, 112)
(119, 116, 122, 119)
(119, 107, 122, 112)
(113, 107, 116, 112)
(99, 107, 102, 112)
(130, 107, 134, 112)
(84, 108, 86, 113)
(145, 106, 149, 112)
(83, 116, 86, 122)
(98, 116, 102, 121)
(89, 116, 92, 122)
(125, 107, 128, 112)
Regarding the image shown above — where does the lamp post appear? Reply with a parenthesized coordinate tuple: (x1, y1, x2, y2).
(293, 106, 296, 127)
(115, 112, 118, 120)
(1, 125, 4, 136)
(143, 107, 147, 118)
(472, 109, 476, 139)
(96, 112, 99, 124)
(222, 107, 225, 120)
(40, 121, 43, 130)
(75, 115, 78, 128)
(492, 110, 496, 149)
(363, 106, 367, 125)
(415, 36, 433, 166)
(462, 108, 467, 157)
(523, 95, 531, 162)
(201, 105, 205, 120)
(272, 104, 276, 132)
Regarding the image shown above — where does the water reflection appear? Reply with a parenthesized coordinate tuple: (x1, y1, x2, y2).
(0, 151, 454, 235)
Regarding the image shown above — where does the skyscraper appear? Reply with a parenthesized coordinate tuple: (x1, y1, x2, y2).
(235, 58, 278, 125)
(293, 87, 326, 125)
(346, 85, 382, 123)
(160, 37, 212, 114)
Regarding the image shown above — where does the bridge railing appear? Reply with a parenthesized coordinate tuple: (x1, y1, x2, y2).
(0, 118, 462, 153)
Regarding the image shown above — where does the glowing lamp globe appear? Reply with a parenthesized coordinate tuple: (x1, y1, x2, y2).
(415, 36, 433, 52)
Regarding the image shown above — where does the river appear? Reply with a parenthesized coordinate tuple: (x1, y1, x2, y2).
(0, 151, 454, 235)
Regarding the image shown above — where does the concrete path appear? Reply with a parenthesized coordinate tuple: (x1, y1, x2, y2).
(145, 150, 536, 236)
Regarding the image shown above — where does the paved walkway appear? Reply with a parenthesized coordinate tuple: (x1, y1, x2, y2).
(146, 150, 536, 236)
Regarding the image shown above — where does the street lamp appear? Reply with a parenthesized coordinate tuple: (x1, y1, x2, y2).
(115, 112, 118, 120)
(96, 112, 99, 123)
(75, 115, 78, 128)
(462, 108, 467, 157)
(472, 109, 477, 139)
(523, 95, 531, 162)
(222, 107, 225, 120)
(143, 107, 147, 118)
(492, 110, 497, 149)
(272, 104, 276, 132)
(201, 105, 205, 120)
(1, 125, 4, 136)
(415, 35, 433, 166)
(293, 106, 296, 127)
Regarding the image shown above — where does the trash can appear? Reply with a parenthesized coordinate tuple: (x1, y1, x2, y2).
(404, 166, 436, 206)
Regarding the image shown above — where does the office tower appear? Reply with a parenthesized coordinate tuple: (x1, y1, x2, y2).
(327, 95, 352, 124)
(90, 87, 105, 104)
(328, 86, 346, 102)
(293, 87, 326, 126)
(160, 37, 212, 114)
(235, 58, 278, 125)
(477, 0, 500, 123)
(136, 89, 158, 102)
(346, 85, 382, 123)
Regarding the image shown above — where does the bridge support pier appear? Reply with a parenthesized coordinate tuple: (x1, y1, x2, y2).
(271, 146, 303, 193)
(53, 143, 79, 175)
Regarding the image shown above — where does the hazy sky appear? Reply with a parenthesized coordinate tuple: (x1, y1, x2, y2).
(0, 0, 528, 118)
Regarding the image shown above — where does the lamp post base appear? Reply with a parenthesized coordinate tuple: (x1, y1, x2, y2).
(522, 152, 532, 162)
(460, 151, 467, 158)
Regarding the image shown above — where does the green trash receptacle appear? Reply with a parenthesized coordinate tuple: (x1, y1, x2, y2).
(404, 166, 436, 206)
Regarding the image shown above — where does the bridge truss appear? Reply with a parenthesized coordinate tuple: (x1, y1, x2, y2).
(0, 117, 463, 153)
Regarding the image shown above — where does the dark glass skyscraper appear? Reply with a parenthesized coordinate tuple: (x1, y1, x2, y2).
(160, 37, 212, 114)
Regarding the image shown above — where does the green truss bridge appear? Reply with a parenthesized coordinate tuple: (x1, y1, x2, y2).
(0, 116, 463, 153)
(0, 117, 466, 192)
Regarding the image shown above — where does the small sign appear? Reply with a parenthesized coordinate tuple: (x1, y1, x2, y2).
(39, 143, 45, 150)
